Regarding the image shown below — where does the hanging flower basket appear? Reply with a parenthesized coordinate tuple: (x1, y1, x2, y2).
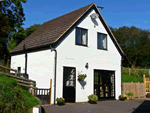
(78, 74, 87, 81)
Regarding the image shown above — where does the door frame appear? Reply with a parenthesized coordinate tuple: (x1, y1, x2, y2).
(93, 69, 116, 99)
(63, 66, 76, 102)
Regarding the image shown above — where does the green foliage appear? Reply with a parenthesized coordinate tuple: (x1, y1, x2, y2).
(88, 94, 98, 102)
(0, 74, 40, 113)
(122, 75, 143, 83)
(7, 37, 17, 52)
(127, 92, 133, 97)
(110, 26, 150, 68)
(78, 74, 87, 81)
(56, 97, 65, 103)
(122, 68, 129, 75)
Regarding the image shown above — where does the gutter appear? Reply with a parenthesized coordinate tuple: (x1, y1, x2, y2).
(50, 45, 57, 105)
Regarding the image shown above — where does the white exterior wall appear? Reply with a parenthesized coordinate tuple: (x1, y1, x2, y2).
(56, 9, 121, 103)
(11, 54, 25, 73)
(11, 8, 122, 104)
(11, 50, 55, 104)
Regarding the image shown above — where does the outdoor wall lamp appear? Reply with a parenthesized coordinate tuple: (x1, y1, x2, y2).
(85, 63, 89, 69)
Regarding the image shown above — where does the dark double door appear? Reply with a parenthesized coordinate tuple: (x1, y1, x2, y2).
(94, 70, 115, 99)
(63, 67, 76, 102)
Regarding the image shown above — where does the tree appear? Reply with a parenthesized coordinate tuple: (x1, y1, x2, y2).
(110, 26, 150, 68)
(0, 0, 26, 65)
(9, 24, 41, 52)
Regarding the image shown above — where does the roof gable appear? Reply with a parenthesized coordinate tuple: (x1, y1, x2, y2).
(10, 3, 93, 54)
(10, 3, 130, 63)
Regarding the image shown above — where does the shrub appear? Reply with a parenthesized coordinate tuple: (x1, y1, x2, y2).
(0, 74, 40, 113)
(88, 94, 98, 102)
(127, 92, 133, 97)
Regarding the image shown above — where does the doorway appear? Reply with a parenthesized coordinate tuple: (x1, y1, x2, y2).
(94, 70, 115, 99)
(63, 67, 76, 102)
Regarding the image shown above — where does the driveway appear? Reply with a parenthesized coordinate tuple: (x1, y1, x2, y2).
(42, 98, 150, 113)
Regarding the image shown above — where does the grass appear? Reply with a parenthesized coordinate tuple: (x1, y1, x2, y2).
(122, 75, 143, 83)
(0, 74, 40, 113)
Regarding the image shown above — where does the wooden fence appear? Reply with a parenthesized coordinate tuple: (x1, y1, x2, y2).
(35, 79, 52, 105)
(122, 82, 145, 97)
(0, 65, 36, 95)
(143, 74, 150, 93)
(123, 67, 150, 76)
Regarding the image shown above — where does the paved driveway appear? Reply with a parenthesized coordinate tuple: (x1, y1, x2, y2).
(42, 99, 150, 113)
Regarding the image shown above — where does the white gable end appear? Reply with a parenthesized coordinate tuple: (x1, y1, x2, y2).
(56, 8, 121, 102)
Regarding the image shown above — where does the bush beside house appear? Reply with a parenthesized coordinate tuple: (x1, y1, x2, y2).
(0, 74, 40, 113)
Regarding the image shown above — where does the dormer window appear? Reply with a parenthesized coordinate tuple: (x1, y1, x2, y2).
(76, 27, 88, 46)
(97, 33, 107, 50)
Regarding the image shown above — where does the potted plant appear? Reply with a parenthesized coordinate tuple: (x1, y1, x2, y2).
(127, 92, 134, 100)
(78, 74, 87, 81)
(119, 94, 127, 101)
(146, 93, 150, 98)
(56, 97, 65, 105)
(88, 94, 98, 104)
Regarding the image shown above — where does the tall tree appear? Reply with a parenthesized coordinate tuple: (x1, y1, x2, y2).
(0, 0, 26, 64)
(110, 26, 150, 68)
(9, 24, 41, 52)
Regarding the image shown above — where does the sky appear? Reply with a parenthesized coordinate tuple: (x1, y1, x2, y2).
(22, 0, 150, 30)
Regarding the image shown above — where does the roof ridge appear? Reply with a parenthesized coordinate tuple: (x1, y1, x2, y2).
(43, 3, 94, 25)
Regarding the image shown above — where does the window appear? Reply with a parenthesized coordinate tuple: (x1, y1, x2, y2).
(76, 27, 88, 46)
(97, 33, 107, 50)
(18, 67, 21, 73)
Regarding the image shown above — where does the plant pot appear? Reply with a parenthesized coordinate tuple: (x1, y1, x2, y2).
(119, 97, 126, 101)
(57, 102, 65, 106)
(147, 94, 150, 98)
(88, 100, 97, 104)
(78, 79, 84, 81)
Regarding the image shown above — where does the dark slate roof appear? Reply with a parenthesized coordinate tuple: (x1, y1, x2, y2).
(10, 3, 94, 54)
(10, 3, 130, 64)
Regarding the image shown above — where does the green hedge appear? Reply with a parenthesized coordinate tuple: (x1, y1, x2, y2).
(0, 74, 40, 113)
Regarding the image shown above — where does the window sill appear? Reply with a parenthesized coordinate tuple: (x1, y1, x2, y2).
(75, 44, 88, 47)
(97, 48, 108, 51)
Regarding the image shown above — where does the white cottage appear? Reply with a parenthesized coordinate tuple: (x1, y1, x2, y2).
(10, 3, 130, 104)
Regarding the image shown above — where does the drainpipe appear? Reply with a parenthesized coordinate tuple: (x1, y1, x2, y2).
(121, 57, 123, 94)
(23, 44, 27, 74)
(50, 45, 57, 105)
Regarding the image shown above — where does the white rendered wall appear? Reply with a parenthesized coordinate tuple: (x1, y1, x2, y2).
(11, 54, 25, 73)
(11, 50, 55, 104)
(55, 9, 121, 103)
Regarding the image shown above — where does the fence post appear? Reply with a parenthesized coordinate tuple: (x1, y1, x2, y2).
(138, 82, 140, 98)
(131, 82, 134, 97)
(129, 68, 131, 75)
(50, 79, 52, 105)
(143, 74, 146, 96)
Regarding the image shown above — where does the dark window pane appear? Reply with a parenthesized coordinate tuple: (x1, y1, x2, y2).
(98, 33, 102, 48)
(76, 28, 81, 44)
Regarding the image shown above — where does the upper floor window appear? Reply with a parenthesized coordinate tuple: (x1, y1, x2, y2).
(76, 27, 88, 46)
(97, 33, 107, 50)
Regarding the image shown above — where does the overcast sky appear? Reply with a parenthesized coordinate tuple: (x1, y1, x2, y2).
(22, 0, 150, 30)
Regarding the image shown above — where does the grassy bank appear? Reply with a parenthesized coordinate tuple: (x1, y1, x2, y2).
(0, 74, 40, 113)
